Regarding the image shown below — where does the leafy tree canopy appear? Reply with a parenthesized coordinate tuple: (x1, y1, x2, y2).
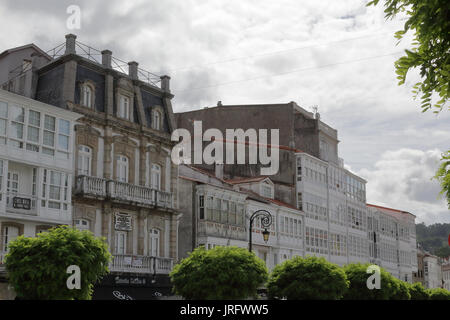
(170, 246, 268, 300)
(5, 226, 111, 300)
(343, 263, 404, 300)
(408, 282, 430, 300)
(368, 0, 449, 113)
(428, 287, 450, 300)
(267, 256, 349, 300)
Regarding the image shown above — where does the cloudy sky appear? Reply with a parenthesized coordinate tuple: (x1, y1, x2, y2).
(0, 0, 448, 224)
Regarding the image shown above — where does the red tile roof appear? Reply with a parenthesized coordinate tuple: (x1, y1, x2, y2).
(225, 176, 268, 184)
(367, 203, 415, 217)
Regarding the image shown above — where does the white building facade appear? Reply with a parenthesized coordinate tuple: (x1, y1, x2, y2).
(0, 89, 80, 265)
(295, 151, 418, 282)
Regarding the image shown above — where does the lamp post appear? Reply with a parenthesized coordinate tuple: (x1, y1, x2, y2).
(248, 209, 273, 253)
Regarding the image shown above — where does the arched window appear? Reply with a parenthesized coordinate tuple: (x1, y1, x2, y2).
(116, 155, 129, 183)
(74, 219, 90, 231)
(152, 109, 162, 130)
(151, 164, 161, 190)
(149, 228, 160, 257)
(77, 145, 92, 176)
(81, 84, 94, 108)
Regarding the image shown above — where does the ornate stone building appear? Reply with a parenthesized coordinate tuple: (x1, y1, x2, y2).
(0, 34, 180, 299)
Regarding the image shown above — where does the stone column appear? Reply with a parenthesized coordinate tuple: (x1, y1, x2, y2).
(139, 140, 147, 186)
(103, 127, 112, 179)
(137, 210, 145, 255)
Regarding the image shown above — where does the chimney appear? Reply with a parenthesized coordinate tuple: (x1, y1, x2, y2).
(128, 61, 138, 80)
(217, 101, 222, 107)
(65, 34, 77, 55)
(160, 75, 170, 92)
(215, 163, 224, 180)
(102, 50, 112, 68)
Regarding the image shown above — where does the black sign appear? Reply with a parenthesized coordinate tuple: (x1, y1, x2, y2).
(13, 197, 31, 210)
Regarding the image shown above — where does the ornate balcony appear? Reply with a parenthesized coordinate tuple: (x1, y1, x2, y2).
(107, 180, 155, 206)
(75, 175, 107, 198)
(75, 175, 173, 209)
(109, 254, 173, 275)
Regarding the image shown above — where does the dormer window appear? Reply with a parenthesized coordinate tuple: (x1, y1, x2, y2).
(81, 83, 94, 108)
(118, 95, 130, 120)
(152, 109, 162, 130)
(260, 182, 274, 199)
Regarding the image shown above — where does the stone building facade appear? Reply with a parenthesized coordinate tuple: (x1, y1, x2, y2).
(0, 34, 180, 299)
(176, 102, 418, 282)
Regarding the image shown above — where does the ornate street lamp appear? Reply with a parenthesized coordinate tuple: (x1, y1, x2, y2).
(248, 209, 273, 252)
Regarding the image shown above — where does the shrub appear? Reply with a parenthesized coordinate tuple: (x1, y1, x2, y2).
(5, 226, 111, 300)
(391, 278, 411, 300)
(267, 256, 349, 300)
(170, 246, 268, 299)
(428, 288, 450, 300)
(342, 263, 402, 300)
(408, 282, 430, 300)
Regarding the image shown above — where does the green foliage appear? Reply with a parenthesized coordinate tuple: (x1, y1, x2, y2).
(428, 287, 450, 300)
(5, 226, 111, 300)
(434, 150, 450, 208)
(415, 221, 450, 257)
(391, 277, 411, 300)
(408, 282, 430, 300)
(342, 263, 402, 300)
(267, 256, 349, 300)
(368, 0, 449, 113)
(170, 246, 268, 299)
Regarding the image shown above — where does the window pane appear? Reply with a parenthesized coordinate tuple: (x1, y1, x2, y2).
(58, 119, 70, 135)
(51, 171, 61, 185)
(27, 126, 39, 142)
(0, 119, 6, 135)
(43, 131, 54, 146)
(10, 122, 23, 139)
(44, 115, 55, 131)
(42, 147, 54, 156)
(29, 110, 40, 126)
(58, 134, 69, 150)
(0, 101, 7, 118)
(10, 105, 24, 122)
(49, 186, 61, 200)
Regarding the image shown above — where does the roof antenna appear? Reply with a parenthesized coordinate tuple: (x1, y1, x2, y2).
(312, 105, 320, 120)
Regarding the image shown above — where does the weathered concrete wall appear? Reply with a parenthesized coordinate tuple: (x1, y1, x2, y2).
(177, 178, 195, 260)
(175, 104, 296, 186)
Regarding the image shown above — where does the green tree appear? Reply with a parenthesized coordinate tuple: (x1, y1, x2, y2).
(5, 226, 111, 300)
(368, 0, 449, 113)
(408, 282, 430, 300)
(434, 151, 450, 208)
(170, 246, 268, 299)
(428, 288, 450, 300)
(343, 263, 402, 300)
(391, 278, 411, 300)
(267, 256, 349, 300)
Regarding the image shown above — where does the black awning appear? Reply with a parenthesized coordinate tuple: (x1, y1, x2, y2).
(92, 285, 174, 300)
